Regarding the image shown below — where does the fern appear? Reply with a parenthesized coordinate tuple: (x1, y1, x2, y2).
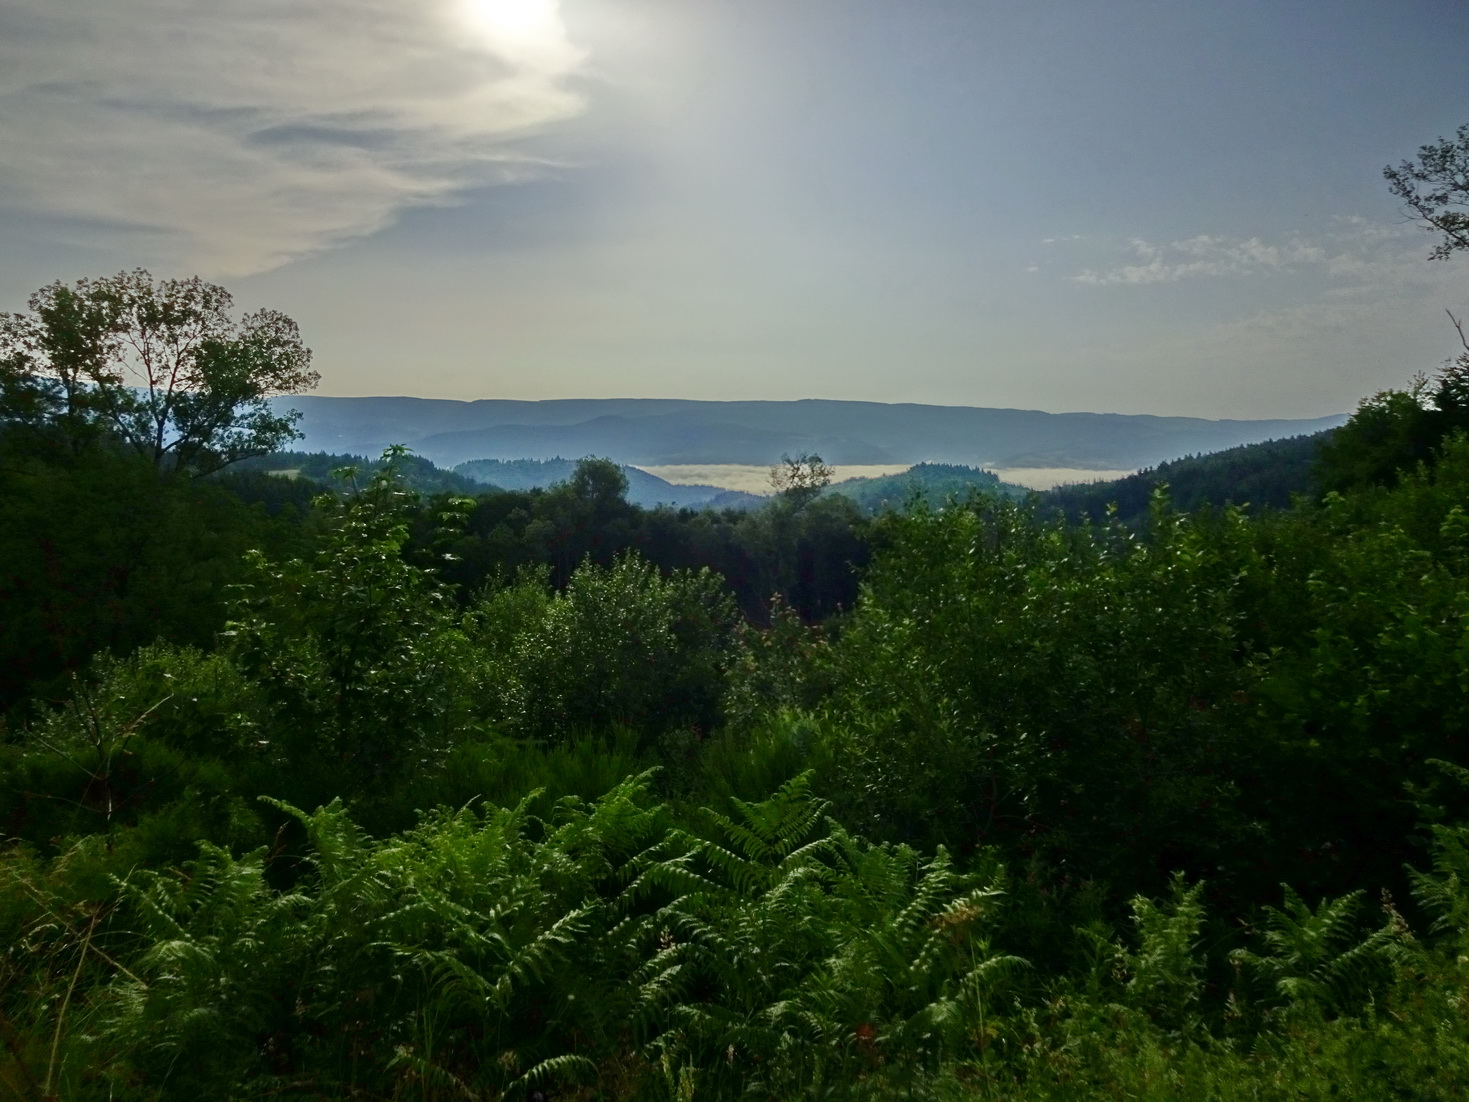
(23, 772, 1033, 1099)
(1120, 873, 1207, 1030)
(1409, 760, 1469, 944)
(629, 774, 1022, 1093)
(1231, 886, 1406, 1016)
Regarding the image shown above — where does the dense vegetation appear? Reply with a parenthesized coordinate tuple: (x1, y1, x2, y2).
(6, 125, 1469, 1094)
(6, 360, 1469, 1096)
(1044, 432, 1328, 525)
(233, 450, 483, 497)
(827, 462, 1026, 512)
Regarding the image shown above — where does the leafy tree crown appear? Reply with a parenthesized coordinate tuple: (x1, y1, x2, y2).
(0, 269, 318, 473)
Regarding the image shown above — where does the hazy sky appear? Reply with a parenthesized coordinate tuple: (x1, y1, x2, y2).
(2, 0, 1466, 418)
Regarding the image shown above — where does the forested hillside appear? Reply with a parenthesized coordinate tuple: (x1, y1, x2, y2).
(6, 265, 1469, 1098)
(827, 462, 1027, 511)
(231, 450, 483, 496)
(1042, 432, 1330, 524)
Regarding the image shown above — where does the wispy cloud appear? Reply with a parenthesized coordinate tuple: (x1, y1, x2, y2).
(0, 0, 587, 275)
(1073, 232, 1324, 285)
(1061, 228, 1467, 418)
(1067, 219, 1419, 287)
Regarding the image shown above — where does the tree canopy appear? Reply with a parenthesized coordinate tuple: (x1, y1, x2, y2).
(1384, 122, 1469, 261)
(0, 269, 317, 474)
(1312, 123, 1469, 491)
(768, 451, 834, 505)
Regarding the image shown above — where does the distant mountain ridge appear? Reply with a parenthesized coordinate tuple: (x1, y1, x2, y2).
(274, 396, 1348, 472)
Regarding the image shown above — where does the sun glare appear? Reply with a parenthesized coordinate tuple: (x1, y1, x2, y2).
(462, 0, 561, 45)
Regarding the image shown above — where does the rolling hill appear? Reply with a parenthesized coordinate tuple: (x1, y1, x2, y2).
(1040, 431, 1331, 524)
(827, 463, 1028, 511)
(454, 458, 763, 510)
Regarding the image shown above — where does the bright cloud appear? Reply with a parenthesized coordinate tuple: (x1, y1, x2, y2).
(0, 0, 587, 275)
(1068, 221, 1413, 286)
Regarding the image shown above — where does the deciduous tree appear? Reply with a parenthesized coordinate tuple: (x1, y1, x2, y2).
(1385, 123, 1469, 261)
(769, 452, 834, 504)
(0, 269, 317, 473)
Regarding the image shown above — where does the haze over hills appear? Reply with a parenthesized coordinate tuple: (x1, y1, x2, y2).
(454, 458, 764, 510)
(277, 396, 1349, 472)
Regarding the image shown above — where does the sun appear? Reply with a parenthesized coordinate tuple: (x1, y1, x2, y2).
(461, 0, 561, 45)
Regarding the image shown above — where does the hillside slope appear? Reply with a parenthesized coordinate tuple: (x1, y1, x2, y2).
(827, 463, 1027, 512)
(454, 457, 763, 510)
(1042, 431, 1329, 523)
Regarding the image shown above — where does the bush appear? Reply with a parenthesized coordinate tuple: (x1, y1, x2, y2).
(482, 553, 739, 744)
(224, 452, 479, 798)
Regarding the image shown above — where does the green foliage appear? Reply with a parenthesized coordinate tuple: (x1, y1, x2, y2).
(769, 451, 834, 505)
(1316, 382, 1439, 492)
(1316, 363, 1469, 493)
(1234, 445, 1469, 898)
(570, 454, 632, 508)
(0, 449, 294, 713)
(734, 490, 872, 621)
(1045, 432, 1328, 525)
(815, 495, 1250, 881)
(224, 449, 477, 795)
(20, 767, 1469, 1101)
(831, 462, 1026, 514)
(481, 553, 738, 742)
(1, 643, 263, 855)
(232, 448, 483, 495)
(414, 454, 875, 621)
(88, 783, 659, 1099)
(691, 711, 832, 811)
(1121, 875, 1208, 1030)
(1384, 122, 1469, 261)
(1230, 887, 1405, 1016)
(723, 598, 834, 731)
(393, 728, 652, 818)
(1, 776, 1028, 1100)
(0, 269, 316, 474)
(635, 773, 1021, 1095)
(0, 845, 119, 1102)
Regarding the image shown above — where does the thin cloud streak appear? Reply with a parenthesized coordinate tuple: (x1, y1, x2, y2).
(1069, 220, 1416, 286)
(0, 0, 587, 275)
(1062, 250, 1466, 418)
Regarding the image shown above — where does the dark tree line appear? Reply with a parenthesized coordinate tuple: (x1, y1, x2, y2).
(1044, 432, 1330, 525)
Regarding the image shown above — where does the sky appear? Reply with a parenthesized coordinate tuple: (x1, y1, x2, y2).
(1, 0, 1466, 419)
